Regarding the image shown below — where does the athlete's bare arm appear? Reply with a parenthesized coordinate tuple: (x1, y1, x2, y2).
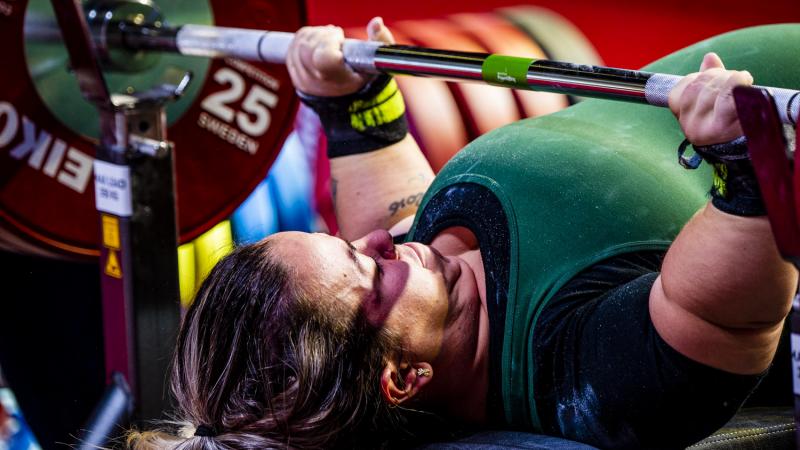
(650, 53, 798, 375)
(287, 19, 433, 241)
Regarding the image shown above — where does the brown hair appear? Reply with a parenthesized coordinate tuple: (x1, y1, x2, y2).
(127, 239, 409, 449)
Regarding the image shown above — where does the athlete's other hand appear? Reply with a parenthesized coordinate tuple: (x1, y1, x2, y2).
(287, 17, 395, 97)
(668, 52, 753, 146)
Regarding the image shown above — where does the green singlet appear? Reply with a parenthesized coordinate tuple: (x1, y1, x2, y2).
(407, 24, 800, 431)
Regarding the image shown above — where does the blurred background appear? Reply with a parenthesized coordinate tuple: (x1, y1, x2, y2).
(308, 0, 800, 68)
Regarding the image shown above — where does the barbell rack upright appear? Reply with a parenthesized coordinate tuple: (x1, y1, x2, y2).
(48, 0, 183, 428)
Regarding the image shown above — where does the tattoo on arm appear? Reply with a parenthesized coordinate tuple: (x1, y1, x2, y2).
(388, 192, 424, 216)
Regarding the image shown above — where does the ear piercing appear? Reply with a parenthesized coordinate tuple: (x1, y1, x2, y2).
(416, 368, 431, 377)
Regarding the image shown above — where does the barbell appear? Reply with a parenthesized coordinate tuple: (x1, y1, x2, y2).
(29, 7, 800, 124)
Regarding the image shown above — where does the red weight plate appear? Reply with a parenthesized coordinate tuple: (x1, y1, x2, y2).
(346, 25, 468, 172)
(393, 19, 521, 143)
(449, 13, 569, 118)
(499, 6, 604, 68)
(0, 0, 304, 258)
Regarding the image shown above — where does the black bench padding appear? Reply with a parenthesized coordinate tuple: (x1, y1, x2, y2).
(415, 408, 795, 449)
(688, 407, 794, 450)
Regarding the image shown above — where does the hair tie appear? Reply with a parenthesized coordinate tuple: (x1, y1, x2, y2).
(194, 424, 217, 437)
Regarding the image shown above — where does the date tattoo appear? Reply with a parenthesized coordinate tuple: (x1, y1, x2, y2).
(388, 192, 424, 216)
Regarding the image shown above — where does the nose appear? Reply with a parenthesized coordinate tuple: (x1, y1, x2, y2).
(354, 229, 395, 258)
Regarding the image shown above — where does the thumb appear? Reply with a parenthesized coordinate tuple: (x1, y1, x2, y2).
(313, 43, 346, 76)
(311, 26, 349, 75)
(700, 52, 725, 72)
(367, 16, 396, 44)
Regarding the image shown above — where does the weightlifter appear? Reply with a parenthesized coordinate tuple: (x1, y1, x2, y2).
(128, 19, 797, 449)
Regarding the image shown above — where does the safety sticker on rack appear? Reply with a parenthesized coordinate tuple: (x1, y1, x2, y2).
(105, 249, 122, 279)
(102, 214, 121, 250)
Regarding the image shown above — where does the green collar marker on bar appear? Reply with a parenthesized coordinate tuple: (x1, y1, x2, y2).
(482, 54, 535, 89)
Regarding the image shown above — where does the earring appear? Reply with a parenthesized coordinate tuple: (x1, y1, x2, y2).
(416, 368, 431, 377)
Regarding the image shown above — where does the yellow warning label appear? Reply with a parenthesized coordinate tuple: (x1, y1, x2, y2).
(105, 250, 122, 278)
(102, 215, 120, 250)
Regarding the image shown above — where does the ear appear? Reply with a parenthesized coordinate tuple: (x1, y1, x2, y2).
(380, 361, 434, 406)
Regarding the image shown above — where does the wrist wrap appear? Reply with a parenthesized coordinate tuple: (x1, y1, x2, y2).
(299, 74, 408, 158)
(678, 136, 765, 216)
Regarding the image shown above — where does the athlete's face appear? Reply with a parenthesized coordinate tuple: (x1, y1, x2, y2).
(270, 230, 461, 361)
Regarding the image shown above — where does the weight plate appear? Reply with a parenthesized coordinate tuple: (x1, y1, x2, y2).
(499, 6, 602, 105)
(0, 0, 304, 258)
(269, 132, 314, 232)
(231, 179, 279, 246)
(25, 0, 213, 140)
(177, 241, 196, 307)
(449, 13, 569, 118)
(193, 219, 232, 282)
(499, 6, 603, 67)
(394, 19, 521, 142)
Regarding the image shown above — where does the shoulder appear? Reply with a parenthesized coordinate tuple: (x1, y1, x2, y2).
(430, 226, 479, 257)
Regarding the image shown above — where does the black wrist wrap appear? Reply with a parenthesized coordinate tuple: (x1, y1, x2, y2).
(299, 74, 408, 158)
(678, 136, 765, 216)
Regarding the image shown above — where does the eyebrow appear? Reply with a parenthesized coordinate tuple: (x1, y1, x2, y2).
(344, 240, 381, 301)
(344, 240, 358, 264)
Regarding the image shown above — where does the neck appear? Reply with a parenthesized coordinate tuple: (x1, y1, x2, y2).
(427, 233, 490, 423)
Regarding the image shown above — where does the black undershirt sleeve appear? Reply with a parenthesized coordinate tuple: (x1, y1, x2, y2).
(532, 252, 764, 449)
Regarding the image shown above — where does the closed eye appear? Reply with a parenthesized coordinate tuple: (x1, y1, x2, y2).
(370, 255, 383, 303)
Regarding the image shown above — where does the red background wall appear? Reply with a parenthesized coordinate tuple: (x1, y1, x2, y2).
(307, 0, 800, 69)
